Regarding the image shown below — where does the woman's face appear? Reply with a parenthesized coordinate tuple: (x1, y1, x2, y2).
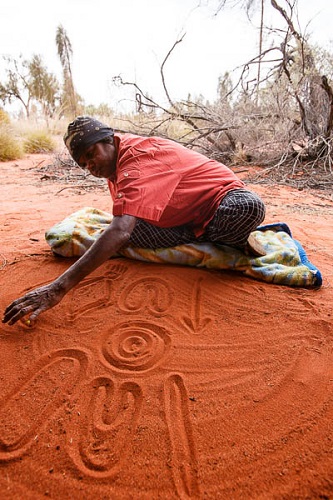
(78, 142, 117, 180)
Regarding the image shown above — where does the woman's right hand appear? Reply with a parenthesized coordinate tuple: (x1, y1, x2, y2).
(2, 282, 66, 326)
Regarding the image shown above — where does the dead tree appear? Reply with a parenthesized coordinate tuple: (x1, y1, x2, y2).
(111, 0, 333, 175)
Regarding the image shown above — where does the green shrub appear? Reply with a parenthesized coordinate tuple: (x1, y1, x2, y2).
(0, 125, 23, 161)
(24, 131, 56, 153)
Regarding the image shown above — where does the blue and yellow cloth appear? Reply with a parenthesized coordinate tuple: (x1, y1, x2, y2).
(45, 207, 322, 288)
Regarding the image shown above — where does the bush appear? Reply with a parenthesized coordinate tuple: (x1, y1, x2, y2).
(0, 125, 23, 161)
(0, 109, 11, 125)
(24, 131, 56, 153)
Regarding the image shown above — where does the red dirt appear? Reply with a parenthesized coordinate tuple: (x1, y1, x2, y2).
(0, 154, 333, 499)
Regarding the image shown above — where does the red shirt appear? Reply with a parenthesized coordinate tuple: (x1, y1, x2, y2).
(108, 134, 245, 236)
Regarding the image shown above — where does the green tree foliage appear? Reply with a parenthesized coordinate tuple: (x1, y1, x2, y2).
(28, 55, 60, 119)
(0, 55, 32, 117)
(83, 103, 114, 117)
(56, 24, 77, 117)
(0, 54, 60, 119)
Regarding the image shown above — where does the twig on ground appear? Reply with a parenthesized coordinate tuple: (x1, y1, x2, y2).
(0, 254, 7, 270)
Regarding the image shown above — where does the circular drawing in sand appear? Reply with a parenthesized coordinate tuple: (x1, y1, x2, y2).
(101, 321, 171, 372)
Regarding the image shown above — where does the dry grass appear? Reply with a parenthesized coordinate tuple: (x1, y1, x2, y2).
(0, 125, 23, 161)
(23, 130, 56, 154)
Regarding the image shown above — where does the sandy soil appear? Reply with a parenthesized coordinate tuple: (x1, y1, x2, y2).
(0, 154, 333, 499)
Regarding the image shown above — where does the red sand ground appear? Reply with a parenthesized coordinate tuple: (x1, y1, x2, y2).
(0, 154, 333, 499)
